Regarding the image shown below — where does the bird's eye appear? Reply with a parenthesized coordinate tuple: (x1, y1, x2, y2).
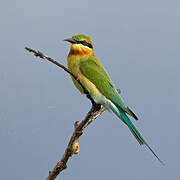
(81, 40, 86, 45)
(79, 40, 92, 49)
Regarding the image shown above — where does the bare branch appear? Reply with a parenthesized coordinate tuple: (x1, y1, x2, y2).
(25, 47, 107, 180)
(45, 104, 104, 180)
(25, 47, 121, 179)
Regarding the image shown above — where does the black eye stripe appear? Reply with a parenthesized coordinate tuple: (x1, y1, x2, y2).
(86, 42, 93, 49)
(78, 40, 93, 49)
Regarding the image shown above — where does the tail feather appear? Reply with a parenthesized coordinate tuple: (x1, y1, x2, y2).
(129, 127, 143, 145)
(128, 122, 165, 165)
(127, 106, 138, 120)
(109, 101, 164, 165)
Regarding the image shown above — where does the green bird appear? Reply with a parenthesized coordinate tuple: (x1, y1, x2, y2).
(64, 34, 164, 165)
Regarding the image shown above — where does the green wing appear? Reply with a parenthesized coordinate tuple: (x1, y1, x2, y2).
(79, 57, 138, 120)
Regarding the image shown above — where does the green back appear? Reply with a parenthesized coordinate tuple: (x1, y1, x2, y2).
(79, 56, 127, 110)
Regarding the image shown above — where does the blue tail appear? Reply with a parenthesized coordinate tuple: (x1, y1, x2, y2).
(110, 103, 164, 165)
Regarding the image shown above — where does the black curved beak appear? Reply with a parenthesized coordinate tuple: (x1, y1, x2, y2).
(64, 38, 78, 44)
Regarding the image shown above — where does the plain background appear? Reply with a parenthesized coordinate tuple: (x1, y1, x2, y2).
(0, 0, 179, 179)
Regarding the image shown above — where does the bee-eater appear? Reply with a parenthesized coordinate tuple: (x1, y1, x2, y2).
(64, 34, 164, 165)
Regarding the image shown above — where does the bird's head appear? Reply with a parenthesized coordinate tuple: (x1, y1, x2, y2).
(64, 34, 93, 56)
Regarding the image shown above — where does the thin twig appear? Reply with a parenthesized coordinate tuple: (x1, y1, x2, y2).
(25, 47, 106, 180)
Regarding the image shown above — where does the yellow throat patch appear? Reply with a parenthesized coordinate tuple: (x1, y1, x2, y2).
(68, 44, 93, 56)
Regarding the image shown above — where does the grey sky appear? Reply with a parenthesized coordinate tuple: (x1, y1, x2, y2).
(0, 0, 180, 179)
